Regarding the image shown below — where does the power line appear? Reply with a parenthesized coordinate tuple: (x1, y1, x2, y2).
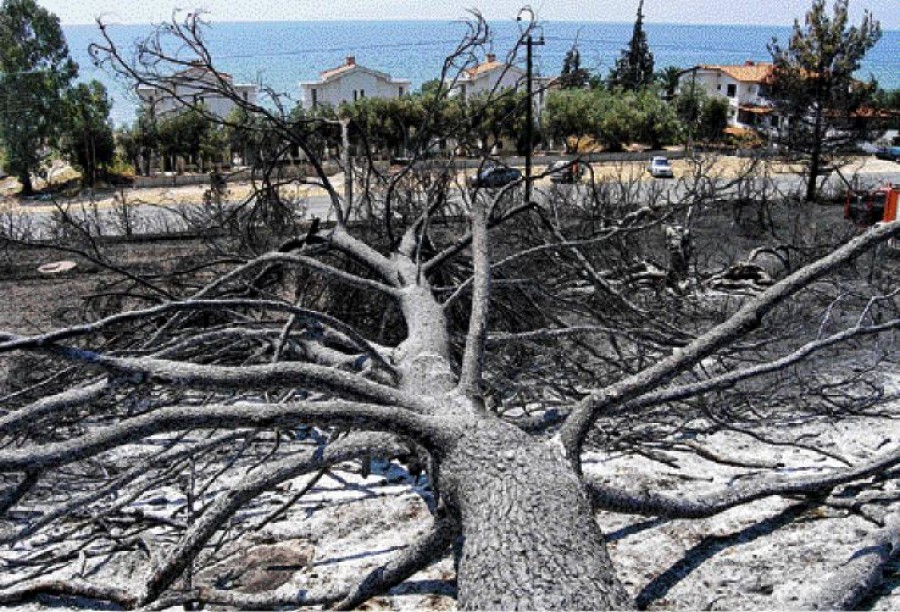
(215, 38, 465, 61)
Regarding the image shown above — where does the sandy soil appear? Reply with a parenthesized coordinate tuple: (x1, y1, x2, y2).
(3, 156, 897, 215)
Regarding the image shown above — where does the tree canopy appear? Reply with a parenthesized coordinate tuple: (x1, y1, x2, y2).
(559, 46, 590, 89)
(544, 87, 681, 152)
(608, 0, 655, 91)
(61, 81, 115, 187)
(0, 0, 77, 194)
(768, 0, 882, 201)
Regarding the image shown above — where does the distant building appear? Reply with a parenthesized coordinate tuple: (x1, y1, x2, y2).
(681, 61, 779, 130)
(299, 57, 411, 110)
(448, 53, 555, 113)
(450, 53, 527, 101)
(137, 61, 258, 119)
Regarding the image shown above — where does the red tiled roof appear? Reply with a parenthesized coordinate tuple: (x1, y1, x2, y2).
(700, 62, 774, 84)
(466, 60, 504, 77)
(738, 104, 774, 114)
(320, 64, 355, 80)
(175, 62, 232, 80)
(724, 126, 756, 136)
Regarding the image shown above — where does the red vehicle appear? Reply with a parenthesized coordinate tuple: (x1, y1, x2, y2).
(844, 184, 899, 227)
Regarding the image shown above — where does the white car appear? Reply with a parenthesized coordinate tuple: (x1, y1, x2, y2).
(647, 156, 674, 178)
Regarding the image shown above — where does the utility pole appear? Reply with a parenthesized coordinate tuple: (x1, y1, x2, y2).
(521, 27, 545, 203)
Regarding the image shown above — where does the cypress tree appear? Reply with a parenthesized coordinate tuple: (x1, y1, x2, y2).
(609, 0, 655, 91)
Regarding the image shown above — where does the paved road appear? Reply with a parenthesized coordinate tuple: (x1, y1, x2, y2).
(7, 168, 899, 241)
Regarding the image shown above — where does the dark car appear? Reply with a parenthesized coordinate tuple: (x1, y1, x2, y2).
(468, 166, 522, 189)
(548, 160, 585, 184)
(875, 145, 900, 162)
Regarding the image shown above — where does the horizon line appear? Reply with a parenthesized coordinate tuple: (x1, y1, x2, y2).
(58, 17, 900, 31)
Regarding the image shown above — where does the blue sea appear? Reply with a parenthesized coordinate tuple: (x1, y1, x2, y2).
(62, 20, 900, 126)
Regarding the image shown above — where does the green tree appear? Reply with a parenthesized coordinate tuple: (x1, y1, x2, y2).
(596, 92, 642, 151)
(118, 108, 158, 176)
(342, 96, 426, 158)
(0, 0, 77, 194)
(676, 84, 728, 143)
(419, 78, 441, 95)
(463, 90, 529, 155)
(608, 0, 655, 91)
(546, 87, 683, 152)
(871, 88, 900, 132)
(156, 107, 211, 172)
(699, 97, 729, 142)
(768, 0, 882, 201)
(656, 65, 683, 101)
(223, 105, 253, 166)
(634, 89, 682, 149)
(544, 89, 600, 152)
(61, 81, 115, 187)
(559, 46, 590, 89)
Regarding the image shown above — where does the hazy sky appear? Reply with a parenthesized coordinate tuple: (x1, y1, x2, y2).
(39, 0, 900, 29)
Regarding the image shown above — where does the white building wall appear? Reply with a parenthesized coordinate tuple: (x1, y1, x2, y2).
(138, 82, 257, 119)
(300, 68, 409, 109)
(684, 70, 773, 129)
(465, 67, 525, 97)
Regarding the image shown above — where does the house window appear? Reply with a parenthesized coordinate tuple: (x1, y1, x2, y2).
(360, 89, 365, 98)
(243, 91, 248, 101)
(716, 84, 721, 91)
(399, 86, 404, 96)
(311, 88, 317, 107)
(726, 84, 737, 97)
(353, 90, 358, 102)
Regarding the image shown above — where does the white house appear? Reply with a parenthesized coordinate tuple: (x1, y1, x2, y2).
(449, 53, 556, 114)
(137, 62, 257, 119)
(298, 57, 411, 110)
(681, 61, 780, 130)
(451, 53, 526, 101)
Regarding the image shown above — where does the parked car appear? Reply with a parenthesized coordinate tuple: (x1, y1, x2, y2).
(875, 145, 900, 162)
(647, 156, 674, 178)
(548, 160, 585, 184)
(468, 166, 522, 189)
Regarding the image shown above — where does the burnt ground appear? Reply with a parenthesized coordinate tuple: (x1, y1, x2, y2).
(0, 202, 897, 610)
(0, 236, 217, 392)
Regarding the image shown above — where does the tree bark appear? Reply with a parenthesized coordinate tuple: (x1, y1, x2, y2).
(805, 104, 824, 202)
(439, 417, 631, 610)
(18, 169, 33, 196)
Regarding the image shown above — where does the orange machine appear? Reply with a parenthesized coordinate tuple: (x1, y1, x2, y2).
(845, 184, 899, 226)
(885, 185, 898, 223)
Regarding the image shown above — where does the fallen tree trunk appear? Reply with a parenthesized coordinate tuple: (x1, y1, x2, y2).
(802, 513, 899, 610)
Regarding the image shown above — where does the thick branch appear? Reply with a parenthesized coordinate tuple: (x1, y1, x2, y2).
(0, 401, 452, 472)
(560, 219, 900, 463)
(0, 380, 108, 436)
(1, 299, 393, 374)
(58, 352, 413, 408)
(333, 513, 459, 610)
(141, 432, 409, 604)
(458, 199, 491, 395)
(0, 579, 137, 608)
(587, 446, 900, 519)
(801, 513, 899, 610)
